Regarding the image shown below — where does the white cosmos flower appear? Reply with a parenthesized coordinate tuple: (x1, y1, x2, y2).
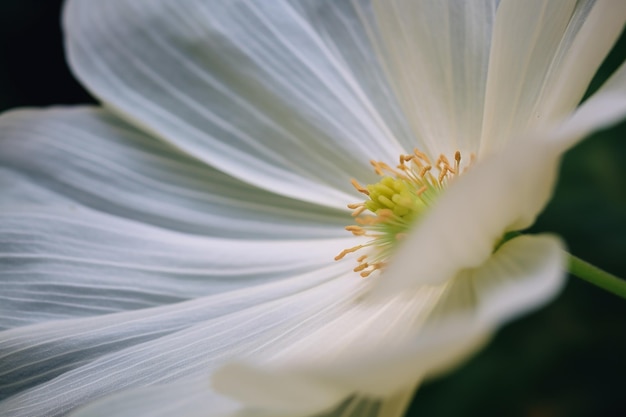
(1, 1, 626, 417)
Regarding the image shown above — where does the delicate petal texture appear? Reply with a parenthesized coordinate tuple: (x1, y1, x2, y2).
(378, 63, 626, 293)
(287, 0, 418, 153)
(214, 235, 564, 413)
(481, 0, 578, 153)
(66, 378, 240, 417)
(63, 0, 415, 207)
(480, 0, 626, 154)
(0, 107, 347, 239)
(530, 0, 626, 125)
(0, 207, 355, 329)
(3, 1, 623, 417)
(555, 60, 626, 149)
(445, 234, 566, 328)
(0, 265, 352, 416)
(378, 134, 560, 291)
(67, 378, 401, 417)
(371, 0, 498, 155)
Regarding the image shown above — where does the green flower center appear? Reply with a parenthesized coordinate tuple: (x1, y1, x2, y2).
(336, 149, 472, 277)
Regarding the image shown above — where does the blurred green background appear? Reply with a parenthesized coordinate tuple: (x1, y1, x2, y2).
(0, 2, 624, 417)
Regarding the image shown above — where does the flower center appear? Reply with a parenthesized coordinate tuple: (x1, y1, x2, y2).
(335, 148, 473, 277)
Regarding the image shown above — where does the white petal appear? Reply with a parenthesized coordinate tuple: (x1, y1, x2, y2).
(63, 0, 410, 207)
(66, 377, 398, 417)
(468, 234, 566, 327)
(0, 207, 355, 329)
(0, 266, 351, 416)
(530, 0, 626, 125)
(285, 0, 419, 154)
(555, 60, 626, 149)
(212, 363, 345, 416)
(371, 0, 497, 155)
(337, 235, 565, 386)
(213, 235, 564, 413)
(0, 107, 347, 239)
(480, 0, 626, 154)
(65, 378, 239, 417)
(378, 133, 561, 293)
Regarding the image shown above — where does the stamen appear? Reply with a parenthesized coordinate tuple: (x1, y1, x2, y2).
(339, 148, 472, 277)
(413, 149, 431, 165)
(335, 245, 364, 261)
(351, 179, 369, 195)
(345, 225, 366, 236)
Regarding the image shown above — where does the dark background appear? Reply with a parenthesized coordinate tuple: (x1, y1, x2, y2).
(1, 2, 625, 417)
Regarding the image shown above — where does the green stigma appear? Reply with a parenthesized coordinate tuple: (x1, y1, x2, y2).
(336, 149, 467, 277)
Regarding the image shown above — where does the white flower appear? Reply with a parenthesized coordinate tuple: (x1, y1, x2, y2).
(1, 1, 625, 417)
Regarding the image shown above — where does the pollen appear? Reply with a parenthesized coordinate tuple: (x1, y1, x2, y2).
(337, 148, 473, 278)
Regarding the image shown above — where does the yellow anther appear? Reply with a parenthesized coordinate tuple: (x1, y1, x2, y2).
(339, 148, 470, 278)
(335, 245, 364, 261)
(439, 166, 451, 183)
(351, 205, 367, 217)
(413, 149, 431, 164)
(345, 225, 366, 236)
(353, 263, 369, 272)
(351, 179, 369, 195)
(377, 195, 395, 209)
(391, 193, 413, 209)
(419, 165, 432, 177)
(376, 209, 395, 221)
(355, 216, 377, 225)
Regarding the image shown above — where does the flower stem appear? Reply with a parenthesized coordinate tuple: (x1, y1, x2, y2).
(567, 253, 626, 299)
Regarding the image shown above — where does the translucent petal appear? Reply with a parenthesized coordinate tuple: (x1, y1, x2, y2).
(213, 236, 564, 410)
(480, 0, 626, 153)
(0, 207, 355, 329)
(378, 133, 561, 292)
(555, 59, 626, 150)
(63, 0, 413, 207)
(66, 378, 404, 417)
(0, 266, 351, 416)
(0, 107, 347, 239)
(530, 0, 626, 125)
(371, 0, 498, 155)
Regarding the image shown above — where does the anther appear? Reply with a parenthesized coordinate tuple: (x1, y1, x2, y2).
(345, 225, 366, 236)
(351, 179, 369, 195)
(335, 245, 364, 261)
(351, 205, 367, 217)
(439, 166, 451, 183)
(338, 149, 471, 278)
(413, 149, 431, 164)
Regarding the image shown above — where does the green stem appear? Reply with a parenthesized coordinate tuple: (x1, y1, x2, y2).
(567, 253, 626, 299)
